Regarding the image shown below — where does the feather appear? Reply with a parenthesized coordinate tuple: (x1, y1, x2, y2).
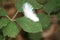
(22, 2, 39, 22)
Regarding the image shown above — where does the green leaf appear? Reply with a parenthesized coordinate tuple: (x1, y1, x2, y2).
(16, 17, 42, 33)
(0, 8, 6, 16)
(57, 13, 60, 20)
(36, 0, 48, 5)
(43, 0, 57, 14)
(38, 13, 50, 30)
(56, 0, 60, 6)
(28, 32, 42, 40)
(3, 22, 19, 38)
(15, 0, 43, 12)
(0, 35, 5, 40)
(0, 18, 10, 29)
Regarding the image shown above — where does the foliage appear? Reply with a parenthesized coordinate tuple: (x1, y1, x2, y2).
(0, 0, 60, 40)
(3, 22, 19, 38)
(0, 8, 6, 16)
(0, 35, 5, 40)
(15, 0, 43, 12)
(16, 16, 42, 33)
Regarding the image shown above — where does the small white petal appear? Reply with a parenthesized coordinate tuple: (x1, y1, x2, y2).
(23, 2, 39, 22)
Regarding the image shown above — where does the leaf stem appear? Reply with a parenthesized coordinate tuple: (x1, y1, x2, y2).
(12, 11, 18, 20)
(6, 11, 18, 21)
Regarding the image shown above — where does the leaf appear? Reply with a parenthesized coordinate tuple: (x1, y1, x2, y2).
(43, 0, 57, 14)
(0, 8, 6, 16)
(57, 13, 60, 20)
(38, 13, 50, 30)
(56, 0, 60, 6)
(15, 0, 43, 12)
(3, 22, 19, 38)
(16, 17, 42, 33)
(28, 32, 42, 40)
(36, 0, 48, 5)
(0, 18, 10, 29)
(0, 35, 5, 40)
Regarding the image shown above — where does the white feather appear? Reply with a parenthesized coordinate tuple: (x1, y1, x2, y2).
(23, 2, 39, 22)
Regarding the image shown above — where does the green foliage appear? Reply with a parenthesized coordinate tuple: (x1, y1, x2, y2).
(0, 18, 10, 29)
(15, 0, 43, 12)
(28, 32, 42, 40)
(16, 13, 50, 33)
(57, 13, 60, 20)
(0, 0, 60, 40)
(43, 0, 57, 14)
(56, 0, 60, 6)
(3, 22, 19, 38)
(38, 13, 50, 30)
(16, 16, 42, 33)
(0, 35, 5, 40)
(36, 0, 47, 5)
(0, 9, 6, 16)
